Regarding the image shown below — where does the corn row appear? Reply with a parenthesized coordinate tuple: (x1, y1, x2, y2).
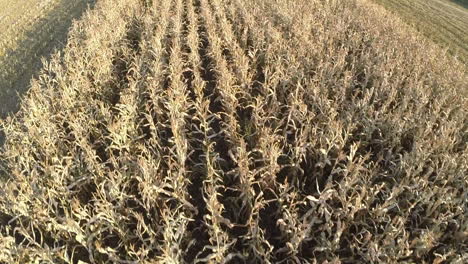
(184, 0, 212, 259)
(137, 0, 173, 225)
(209, 0, 252, 88)
(187, 0, 238, 261)
(206, 1, 282, 261)
(235, 1, 340, 261)
(154, 0, 197, 261)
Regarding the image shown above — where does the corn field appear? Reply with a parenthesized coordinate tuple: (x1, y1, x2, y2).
(0, 0, 467, 263)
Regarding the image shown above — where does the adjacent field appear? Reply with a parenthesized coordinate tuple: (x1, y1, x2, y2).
(0, 0, 95, 119)
(373, 0, 468, 65)
(0, 0, 467, 263)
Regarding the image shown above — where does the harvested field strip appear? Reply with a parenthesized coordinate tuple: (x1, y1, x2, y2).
(373, 0, 468, 65)
(0, 0, 96, 119)
(0, 0, 467, 263)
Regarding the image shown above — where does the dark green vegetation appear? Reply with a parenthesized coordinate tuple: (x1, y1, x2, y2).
(451, 0, 468, 8)
(0, 0, 467, 263)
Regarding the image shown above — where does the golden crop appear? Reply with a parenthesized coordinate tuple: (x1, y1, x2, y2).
(0, 0, 466, 263)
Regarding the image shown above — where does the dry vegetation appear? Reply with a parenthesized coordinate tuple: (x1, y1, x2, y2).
(0, 0, 467, 263)
(373, 0, 468, 65)
(0, 0, 96, 119)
